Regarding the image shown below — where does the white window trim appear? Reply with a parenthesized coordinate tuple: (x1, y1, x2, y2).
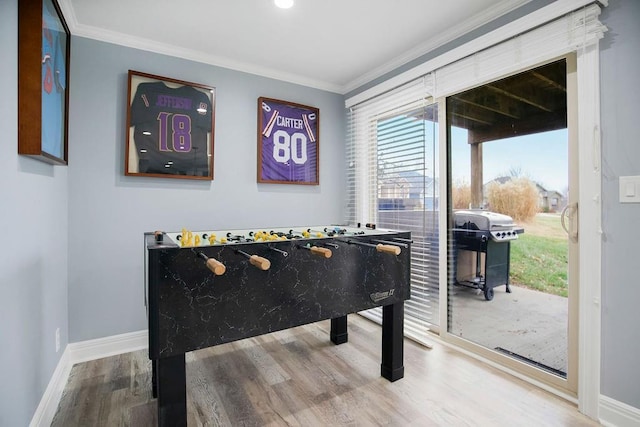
(575, 40, 602, 419)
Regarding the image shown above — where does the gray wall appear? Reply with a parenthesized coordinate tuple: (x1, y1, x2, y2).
(600, 0, 640, 410)
(0, 0, 69, 425)
(67, 37, 346, 342)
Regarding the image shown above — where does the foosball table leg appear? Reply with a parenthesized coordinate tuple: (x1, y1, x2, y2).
(157, 354, 187, 427)
(330, 315, 348, 344)
(151, 359, 157, 398)
(381, 302, 405, 382)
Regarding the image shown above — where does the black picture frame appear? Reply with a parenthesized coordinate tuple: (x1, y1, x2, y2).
(257, 97, 319, 185)
(125, 71, 216, 180)
(18, 0, 70, 165)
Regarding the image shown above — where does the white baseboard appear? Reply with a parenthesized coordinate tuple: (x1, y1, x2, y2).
(67, 329, 148, 365)
(29, 330, 148, 427)
(29, 348, 72, 427)
(600, 395, 640, 427)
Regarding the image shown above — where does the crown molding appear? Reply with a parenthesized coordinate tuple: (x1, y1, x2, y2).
(56, 0, 78, 30)
(56, 0, 342, 93)
(340, 0, 531, 94)
(76, 23, 344, 93)
(56, 0, 533, 96)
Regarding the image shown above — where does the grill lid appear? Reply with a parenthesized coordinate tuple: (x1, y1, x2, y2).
(453, 209, 523, 242)
(454, 209, 515, 230)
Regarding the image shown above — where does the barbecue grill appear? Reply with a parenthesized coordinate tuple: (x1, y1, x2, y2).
(452, 209, 524, 300)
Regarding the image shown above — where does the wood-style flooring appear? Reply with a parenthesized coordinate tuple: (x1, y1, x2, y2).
(52, 315, 598, 426)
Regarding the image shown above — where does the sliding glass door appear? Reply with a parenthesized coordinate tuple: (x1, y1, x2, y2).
(444, 58, 578, 393)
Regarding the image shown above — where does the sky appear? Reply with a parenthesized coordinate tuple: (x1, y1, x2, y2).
(450, 127, 568, 193)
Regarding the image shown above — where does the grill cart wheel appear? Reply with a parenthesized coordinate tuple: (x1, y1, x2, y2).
(483, 286, 494, 301)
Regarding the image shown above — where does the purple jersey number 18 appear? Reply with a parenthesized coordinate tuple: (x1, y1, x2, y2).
(157, 112, 192, 152)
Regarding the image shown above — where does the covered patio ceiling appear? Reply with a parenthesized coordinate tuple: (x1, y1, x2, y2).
(449, 59, 568, 144)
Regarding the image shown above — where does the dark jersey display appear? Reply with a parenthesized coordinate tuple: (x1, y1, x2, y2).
(130, 82, 212, 175)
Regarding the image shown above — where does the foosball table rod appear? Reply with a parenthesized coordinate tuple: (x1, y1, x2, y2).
(297, 244, 332, 258)
(392, 237, 412, 244)
(194, 250, 226, 275)
(235, 249, 271, 270)
(371, 239, 409, 248)
(324, 227, 365, 236)
(320, 242, 340, 249)
(288, 229, 304, 238)
(227, 232, 253, 242)
(269, 245, 289, 257)
(345, 240, 401, 255)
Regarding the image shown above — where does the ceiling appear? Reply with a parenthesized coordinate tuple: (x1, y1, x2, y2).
(59, 0, 530, 94)
(449, 60, 568, 142)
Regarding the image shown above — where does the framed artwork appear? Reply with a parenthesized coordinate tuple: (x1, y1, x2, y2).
(125, 70, 216, 180)
(257, 97, 319, 185)
(18, 0, 70, 165)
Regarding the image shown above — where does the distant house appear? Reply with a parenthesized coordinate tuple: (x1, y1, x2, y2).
(536, 183, 566, 212)
(484, 176, 566, 213)
(378, 171, 439, 210)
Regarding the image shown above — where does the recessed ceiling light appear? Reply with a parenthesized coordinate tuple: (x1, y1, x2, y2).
(274, 0, 294, 9)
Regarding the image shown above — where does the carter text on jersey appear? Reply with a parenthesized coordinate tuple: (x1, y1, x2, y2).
(276, 116, 304, 130)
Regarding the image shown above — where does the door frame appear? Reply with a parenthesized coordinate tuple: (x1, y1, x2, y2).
(439, 54, 579, 397)
(437, 45, 602, 417)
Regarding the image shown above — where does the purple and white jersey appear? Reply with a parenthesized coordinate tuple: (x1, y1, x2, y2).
(130, 82, 212, 176)
(260, 100, 318, 182)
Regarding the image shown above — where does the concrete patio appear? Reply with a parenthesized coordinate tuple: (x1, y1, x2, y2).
(449, 283, 568, 375)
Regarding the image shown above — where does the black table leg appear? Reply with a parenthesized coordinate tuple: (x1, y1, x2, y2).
(152, 358, 157, 398)
(157, 354, 187, 427)
(381, 302, 404, 382)
(330, 315, 348, 344)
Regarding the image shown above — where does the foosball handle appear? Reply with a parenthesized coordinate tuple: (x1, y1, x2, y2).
(249, 255, 271, 271)
(376, 244, 401, 255)
(310, 246, 332, 258)
(205, 258, 226, 275)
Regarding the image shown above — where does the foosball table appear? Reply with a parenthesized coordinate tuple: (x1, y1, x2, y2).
(144, 225, 411, 426)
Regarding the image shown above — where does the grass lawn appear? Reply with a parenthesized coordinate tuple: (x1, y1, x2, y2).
(510, 214, 569, 297)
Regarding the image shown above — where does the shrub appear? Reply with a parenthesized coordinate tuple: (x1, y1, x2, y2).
(486, 177, 539, 221)
(452, 180, 471, 209)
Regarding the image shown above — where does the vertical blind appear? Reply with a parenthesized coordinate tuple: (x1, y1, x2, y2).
(345, 76, 440, 345)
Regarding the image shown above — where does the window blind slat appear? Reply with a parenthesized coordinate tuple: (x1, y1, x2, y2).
(346, 77, 440, 342)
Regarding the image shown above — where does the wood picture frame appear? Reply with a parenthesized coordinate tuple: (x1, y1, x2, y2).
(125, 70, 216, 180)
(257, 97, 319, 185)
(18, 0, 70, 165)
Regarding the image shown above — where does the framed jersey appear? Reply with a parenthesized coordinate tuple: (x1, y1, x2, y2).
(125, 71, 216, 180)
(257, 97, 319, 185)
(18, 0, 70, 165)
